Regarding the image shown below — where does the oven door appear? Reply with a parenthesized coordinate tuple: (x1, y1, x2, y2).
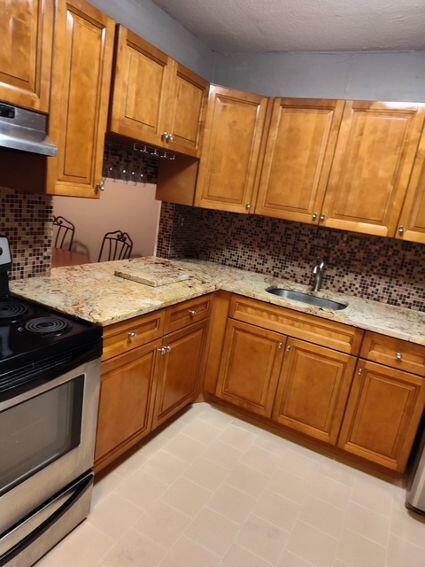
(0, 358, 100, 534)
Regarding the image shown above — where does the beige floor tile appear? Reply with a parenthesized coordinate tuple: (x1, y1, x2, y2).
(237, 514, 290, 564)
(185, 507, 240, 556)
(115, 469, 168, 509)
(111, 448, 148, 478)
(160, 535, 221, 567)
(197, 406, 233, 429)
(160, 477, 213, 516)
(254, 430, 290, 456)
(278, 448, 318, 481)
(308, 472, 351, 510)
(287, 521, 338, 567)
(208, 483, 256, 524)
(135, 500, 191, 546)
(102, 529, 167, 567)
(350, 474, 394, 516)
(387, 534, 425, 567)
(164, 433, 207, 463)
(142, 449, 189, 485)
(253, 489, 301, 531)
(181, 418, 223, 445)
(299, 496, 345, 538)
(344, 501, 390, 546)
(241, 444, 285, 476)
(317, 459, 358, 488)
(278, 550, 317, 567)
(218, 423, 258, 451)
(37, 521, 113, 567)
(268, 469, 310, 505)
(92, 471, 122, 507)
(227, 463, 270, 497)
(184, 457, 229, 490)
(222, 544, 273, 567)
(336, 528, 386, 567)
(390, 507, 425, 549)
(89, 492, 142, 538)
(202, 439, 244, 469)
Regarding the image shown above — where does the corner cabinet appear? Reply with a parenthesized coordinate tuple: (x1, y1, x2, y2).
(46, 0, 115, 198)
(320, 101, 425, 237)
(0, 0, 53, 112)
(110, 26, 208, 158)
(194, 85, 268, 213)
(255, 98, 344, 225)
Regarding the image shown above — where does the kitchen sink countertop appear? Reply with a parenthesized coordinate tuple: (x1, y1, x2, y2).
(10, 256, 425, 345)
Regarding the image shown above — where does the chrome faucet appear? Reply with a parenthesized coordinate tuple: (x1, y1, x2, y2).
(312, 259, 326, 292)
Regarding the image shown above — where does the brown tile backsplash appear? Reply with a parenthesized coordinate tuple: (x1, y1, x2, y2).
(0, 186, 53, 280)
(157, 202, 425, 312)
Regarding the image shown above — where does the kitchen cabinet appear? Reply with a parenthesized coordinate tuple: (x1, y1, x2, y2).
(215, 319, 285, 417)
(110, 26, 208, 158)
(46, 0, 114, 198)
(320, 100, 425, 237)
(396, 124, 425, 244)
(95, 339, 160, 470)
(272, 338, 356, 444)
(153, 321, 208, 428)
(255, 98, 344, 224)
(338, 360, 425, 472)
(194, 85, 268, 214)
(0, 0, 53, 112)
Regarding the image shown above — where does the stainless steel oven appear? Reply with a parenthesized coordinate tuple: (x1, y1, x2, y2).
(0, 357, 100, 566)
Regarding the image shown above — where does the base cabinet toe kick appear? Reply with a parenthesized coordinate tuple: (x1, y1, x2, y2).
(94, 292, 425, 475)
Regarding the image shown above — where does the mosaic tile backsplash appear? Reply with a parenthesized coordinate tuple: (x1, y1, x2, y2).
(157, 203, 425, 312)
(0, 187, 53, 280)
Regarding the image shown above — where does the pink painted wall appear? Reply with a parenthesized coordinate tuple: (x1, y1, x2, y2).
(52, 180, 161, 261)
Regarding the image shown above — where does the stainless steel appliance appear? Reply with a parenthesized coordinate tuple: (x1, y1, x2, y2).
(0, 237, 102, 566)
(406, 423, 425, 515)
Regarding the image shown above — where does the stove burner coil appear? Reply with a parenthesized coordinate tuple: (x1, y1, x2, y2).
(24, 317, 70, 335)
(0, 300, 29, 320)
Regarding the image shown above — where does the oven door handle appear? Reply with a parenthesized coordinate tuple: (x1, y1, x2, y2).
(0, 473, 93, 566)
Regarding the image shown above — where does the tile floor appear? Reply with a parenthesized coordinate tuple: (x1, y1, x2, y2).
(38, 403, 425, 567)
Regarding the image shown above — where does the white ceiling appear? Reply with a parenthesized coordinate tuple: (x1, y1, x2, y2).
(151, 0, 425, 53)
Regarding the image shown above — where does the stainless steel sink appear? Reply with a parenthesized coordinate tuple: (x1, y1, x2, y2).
(266, 287, 347, 311)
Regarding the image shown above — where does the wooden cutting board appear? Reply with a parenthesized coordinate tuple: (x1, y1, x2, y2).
(114, 263, 191, 287)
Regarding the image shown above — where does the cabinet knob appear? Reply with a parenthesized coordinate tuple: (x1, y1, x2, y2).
(319, 214, 326, 223)
(161, 132, 169, 142)
(164, 345, 171, 353)
(312, 212, 318, 221)
(168, 134, 174, 142)
(286, 345, 292, 352)
(245, 203, 251, 210)
(358, 367, 363, 375)
(278, 342, 283, 349)
(188, 309, 196, 316)
(398, 226, 405, 235)
(95, 181, 105, 192)
(396, 352, 403, 361)
(128, 331, 137, 341)
(157, 347, 166, 355)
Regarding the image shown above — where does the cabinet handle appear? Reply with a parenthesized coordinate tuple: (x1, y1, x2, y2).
(319, 214, 326, 223)
(128, 331, 137, 341)
(188, 309, 196, 316)
(398, 226, 405, 235)
(161, 132, 169, 142)
(278, 342, 283, 349)
(168, 134, 174, 142)
(164, 345, 171, 353)
(396, 352, 403, 361)
(95, 181, 105, 192)
(286, 345, 292, 352)
(157, 347, 166, 356)
(358, 367, 363, 375)
(245, 203, 251, 210)
(312, 212, 318, 221)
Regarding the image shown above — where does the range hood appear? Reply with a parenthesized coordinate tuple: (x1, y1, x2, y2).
(0, 103, 57, 157)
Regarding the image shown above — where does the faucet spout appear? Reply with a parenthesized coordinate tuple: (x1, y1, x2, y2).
(312, 259, 326, 292)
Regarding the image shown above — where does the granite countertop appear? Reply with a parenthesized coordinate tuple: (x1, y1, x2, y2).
(10, 257, 425, 346)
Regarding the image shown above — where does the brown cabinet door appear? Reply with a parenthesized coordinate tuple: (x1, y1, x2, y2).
(165, 62, 209, 158)
(109, 26, 173, 148)
(95, 340, 160, 463)
(321, 101, 425, 237)
(0, 0, 53, 112)
(195, 85, 268, 214)
(396, 125, 425, 243)
(272, 338, 356, 444)
(153, 321, 208, 427)
(47, 0, 114, 198)
(215, 319, 285, 417)
(255, 98, 344, 224)
(338, 360, 425, 472)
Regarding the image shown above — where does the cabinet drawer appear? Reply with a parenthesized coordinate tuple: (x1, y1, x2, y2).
(103, 311, 165, 361)
(360, 332, 425, 377)
(229, 295, 363, 355)
(164, 295, 212, 334)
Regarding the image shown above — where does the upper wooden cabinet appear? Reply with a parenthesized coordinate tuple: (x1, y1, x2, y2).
(0, 0, 53, 112)
(396, 124, 425, 244)
(255, 98, 344, 224)
(195, 85, 268, 214)
(321, 101, 425, 237)
(46, 0, 114, 197)
(110, 26, 208, 158)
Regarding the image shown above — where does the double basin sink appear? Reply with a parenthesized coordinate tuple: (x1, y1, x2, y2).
(266, 287, 347, 311)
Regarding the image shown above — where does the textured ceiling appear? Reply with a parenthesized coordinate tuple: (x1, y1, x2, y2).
(151, 0, 425, 53)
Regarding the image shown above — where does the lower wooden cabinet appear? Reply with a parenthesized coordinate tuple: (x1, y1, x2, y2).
(338, 360, 425, 472)
(215, 319, 286, 417)
(95, 339, 160, 469)
(272, 339, 356, 444)
(153, 321, 209, 428)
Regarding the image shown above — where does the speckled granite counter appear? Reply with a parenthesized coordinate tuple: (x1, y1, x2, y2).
(10, 257, 425, 345)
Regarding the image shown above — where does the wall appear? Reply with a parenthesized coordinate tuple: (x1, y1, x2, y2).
(157, 203, 425, 312)
(0, 187, 53, 280)
(90, 0, 216, 79)
(213, 51, 425, 101)
(53, 180, 161, 261)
